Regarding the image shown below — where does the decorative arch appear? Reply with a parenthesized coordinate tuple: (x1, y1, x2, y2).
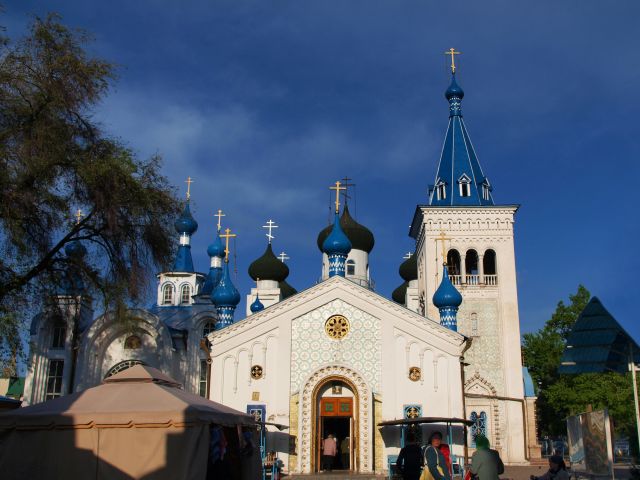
(105, 359, 147, 378)
(299, 365, 372, 473)
(465, 371, 497, 396)
(161, 282, 174, 305)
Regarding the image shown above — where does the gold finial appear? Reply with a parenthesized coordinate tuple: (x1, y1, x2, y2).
(185, 177, 194, 200)
(215, 209, 225, 232)
(437, 231, 451, 265)
(329, 181, 347, 214)
(75, 209, 83, 225)
(444, 48, 461, 74)
(219, 227, 237, 262)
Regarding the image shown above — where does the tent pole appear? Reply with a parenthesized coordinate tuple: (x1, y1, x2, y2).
(630, 344, 640, 453)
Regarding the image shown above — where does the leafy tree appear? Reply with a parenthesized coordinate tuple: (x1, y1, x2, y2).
(0, 14, 180, 373)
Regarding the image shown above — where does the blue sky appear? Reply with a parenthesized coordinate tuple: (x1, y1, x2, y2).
(5, 1, 640, 338)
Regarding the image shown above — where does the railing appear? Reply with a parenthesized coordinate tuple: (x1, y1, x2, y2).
(484, 275, 498, 286)
(465, 274, 480, 285)
(450, 275, 462, 286)
(447, 274, 498, 287)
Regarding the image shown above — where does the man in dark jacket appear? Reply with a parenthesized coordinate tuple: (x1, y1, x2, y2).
(396, 433, 424, 480)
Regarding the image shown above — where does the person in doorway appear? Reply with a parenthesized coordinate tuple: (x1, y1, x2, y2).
(321, 434, 337, 472)
(530, 455, 569, 480)
(396, 433, 424, 480)
(470, 435, 504, 480)
(340, 436, 350, 470)
(424, 432, 451, 480)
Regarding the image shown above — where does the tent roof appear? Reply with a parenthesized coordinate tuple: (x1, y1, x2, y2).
(0, 365, 255, 430)
(559, 297, 640, 374)
(378, 416, 474, 427)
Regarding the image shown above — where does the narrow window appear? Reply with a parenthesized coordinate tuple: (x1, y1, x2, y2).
(436, 183, 446, 201)
(181, 285, 191, 304)
(346, 260, 356, 276)
(162, 284, 173, 305)
(460, 182, 470, 197)
(471, 313, 478, 336)
(199, 359, 209, 397)
(202, 321, 215, 338)
(470, 411, 488, 447)
(51, 320, 66, 349)
(45, 360, 64, 400)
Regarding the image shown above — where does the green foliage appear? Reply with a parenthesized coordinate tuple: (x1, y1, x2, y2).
(0, 14, 180, 367)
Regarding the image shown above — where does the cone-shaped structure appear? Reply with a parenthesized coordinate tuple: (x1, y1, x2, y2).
(250, 294, 265, 313)
(430, 73, 494, 207)
(433, 265, 463, 331)
(248, 244, 289, 282)
(173, 202, 198, 272)
(322, 212, 352, 277)
(211, 262, 240, 329)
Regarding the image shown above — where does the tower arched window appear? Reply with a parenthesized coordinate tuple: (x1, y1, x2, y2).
(458, 174, 472, 197)
(202, 320, 215, 338)
(51, 319, 66, 349)
(483, 249, 497, 275)
(162, 284, 174, 305)
(435, 180, 447, 201)
(181, 285, 191, 304)
(446, 249, 461, 275)
(346, 260, 356, 276)
(470, 411, 488, 447)
(466, 249, 479, 285)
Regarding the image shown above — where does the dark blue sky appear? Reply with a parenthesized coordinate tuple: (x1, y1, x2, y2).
(6, 1, 640, 338)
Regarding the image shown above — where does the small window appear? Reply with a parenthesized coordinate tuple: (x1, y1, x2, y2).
(482, 184, 490, 200)
(346, 260, 355, 276)
(199, 359, 209, 397)
(202, 321, 215, 338)
(51, 320, 66, 349)
(124, 335, 142, 349)
(435, 182, 446, 201)
(181, 285, 191, 304)
(458, 175, 471, 197)
(45, 360, 64, 400)
(470, 411, 488, 447)
(162, 284, 173, 305)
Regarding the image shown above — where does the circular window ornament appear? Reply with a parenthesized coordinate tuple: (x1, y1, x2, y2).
(251, 365, 263, 380)
(409, 366, 421, 382)
(325, 315, 350, 340)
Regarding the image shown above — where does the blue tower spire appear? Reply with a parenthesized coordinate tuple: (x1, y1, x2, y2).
(430, 70, 494, 207)
(211, 228, 240, 329)
(322, 181, 352, 278)
(200, 232, 225, 296)
(173, 200, 198, 272)
(432, 264, 463, 331)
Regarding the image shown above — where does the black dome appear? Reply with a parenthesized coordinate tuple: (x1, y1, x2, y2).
(392, 281, 408, 304)
(316, 205, 375, 253)
(248, 244, 289, 282)
(399, 254, 417, 282)
(279, 280, 297, 299)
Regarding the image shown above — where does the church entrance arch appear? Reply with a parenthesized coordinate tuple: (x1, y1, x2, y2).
(299, 365, 372, 474)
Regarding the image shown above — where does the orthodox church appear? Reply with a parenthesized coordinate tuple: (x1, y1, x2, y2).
(23, 66, 540, 474)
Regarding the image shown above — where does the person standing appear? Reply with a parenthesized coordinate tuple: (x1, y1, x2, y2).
(322, 434, 337, 472)
(396, 433, 424, 480)
(470, 435, 504, 480)
(424, 432, 452, 480)
(530, 455, 569, 480)
(340, 436, 350, 470)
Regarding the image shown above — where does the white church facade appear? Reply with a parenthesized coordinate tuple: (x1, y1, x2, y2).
(23, 68, 540, 474)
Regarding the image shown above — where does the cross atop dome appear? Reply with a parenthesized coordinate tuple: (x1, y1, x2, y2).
(262, 219, 278, 244)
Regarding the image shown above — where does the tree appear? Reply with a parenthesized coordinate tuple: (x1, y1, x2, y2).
(0, 14, 180, 373)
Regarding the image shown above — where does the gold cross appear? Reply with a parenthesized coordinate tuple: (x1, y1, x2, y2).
(219, 228, 237, 262)
(444, 48, 461, 74)
(329, 181, 347, 213)
(185, 177, 194, 200)
(215, 209, 225, 231)
(75, 209, 83, 225)
(437, 231, 451, 265)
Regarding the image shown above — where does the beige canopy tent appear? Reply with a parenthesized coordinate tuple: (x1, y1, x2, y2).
(0, 365, 257, 479)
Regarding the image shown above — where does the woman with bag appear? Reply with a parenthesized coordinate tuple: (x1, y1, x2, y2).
(421, 432, 451, 480)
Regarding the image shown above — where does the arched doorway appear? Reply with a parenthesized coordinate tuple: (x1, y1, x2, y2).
(314, 378, 357, 472)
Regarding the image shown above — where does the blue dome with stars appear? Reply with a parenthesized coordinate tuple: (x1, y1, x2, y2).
(433, 265, 463, 309)
(250, 295, 265, 313)
(322, 213, 352, 256)
(211, 262, 240, 307)
(445, 74, 464, 100)
(174, 202, 198, 235)
(207, 233, 225, 258)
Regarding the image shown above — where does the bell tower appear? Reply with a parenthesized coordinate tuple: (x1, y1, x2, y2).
(409, 59, 527, 463)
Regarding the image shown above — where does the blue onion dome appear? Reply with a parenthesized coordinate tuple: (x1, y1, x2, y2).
(399, 254, 417, 282)
(211, 262, 240, 307)
(174, 202, 198, 235)
(248, 243, 289, 282)
(321, 213, 352, 256)
(392, 281, 408, 304)
(445, 74, 464, 100)
(65, 240, 87, 258)
(250, 295, 265, 313)
(433, 265, 463, 308)
(279, 280, 297, 299)
(207, 233, 225, 258)
(317, 204, 374, 253)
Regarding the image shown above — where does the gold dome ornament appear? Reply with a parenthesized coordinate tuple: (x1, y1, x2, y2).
(409, 367, 421, 382)
(325, 315, 350, 339)
(250, 365, 263, 380)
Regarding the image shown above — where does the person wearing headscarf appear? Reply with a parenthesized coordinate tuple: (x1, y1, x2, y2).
(530, 455, 569, 480)
(396, 433, 424, 480)
(470, 435, 504, 480)
(424, 432, 452, 480)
